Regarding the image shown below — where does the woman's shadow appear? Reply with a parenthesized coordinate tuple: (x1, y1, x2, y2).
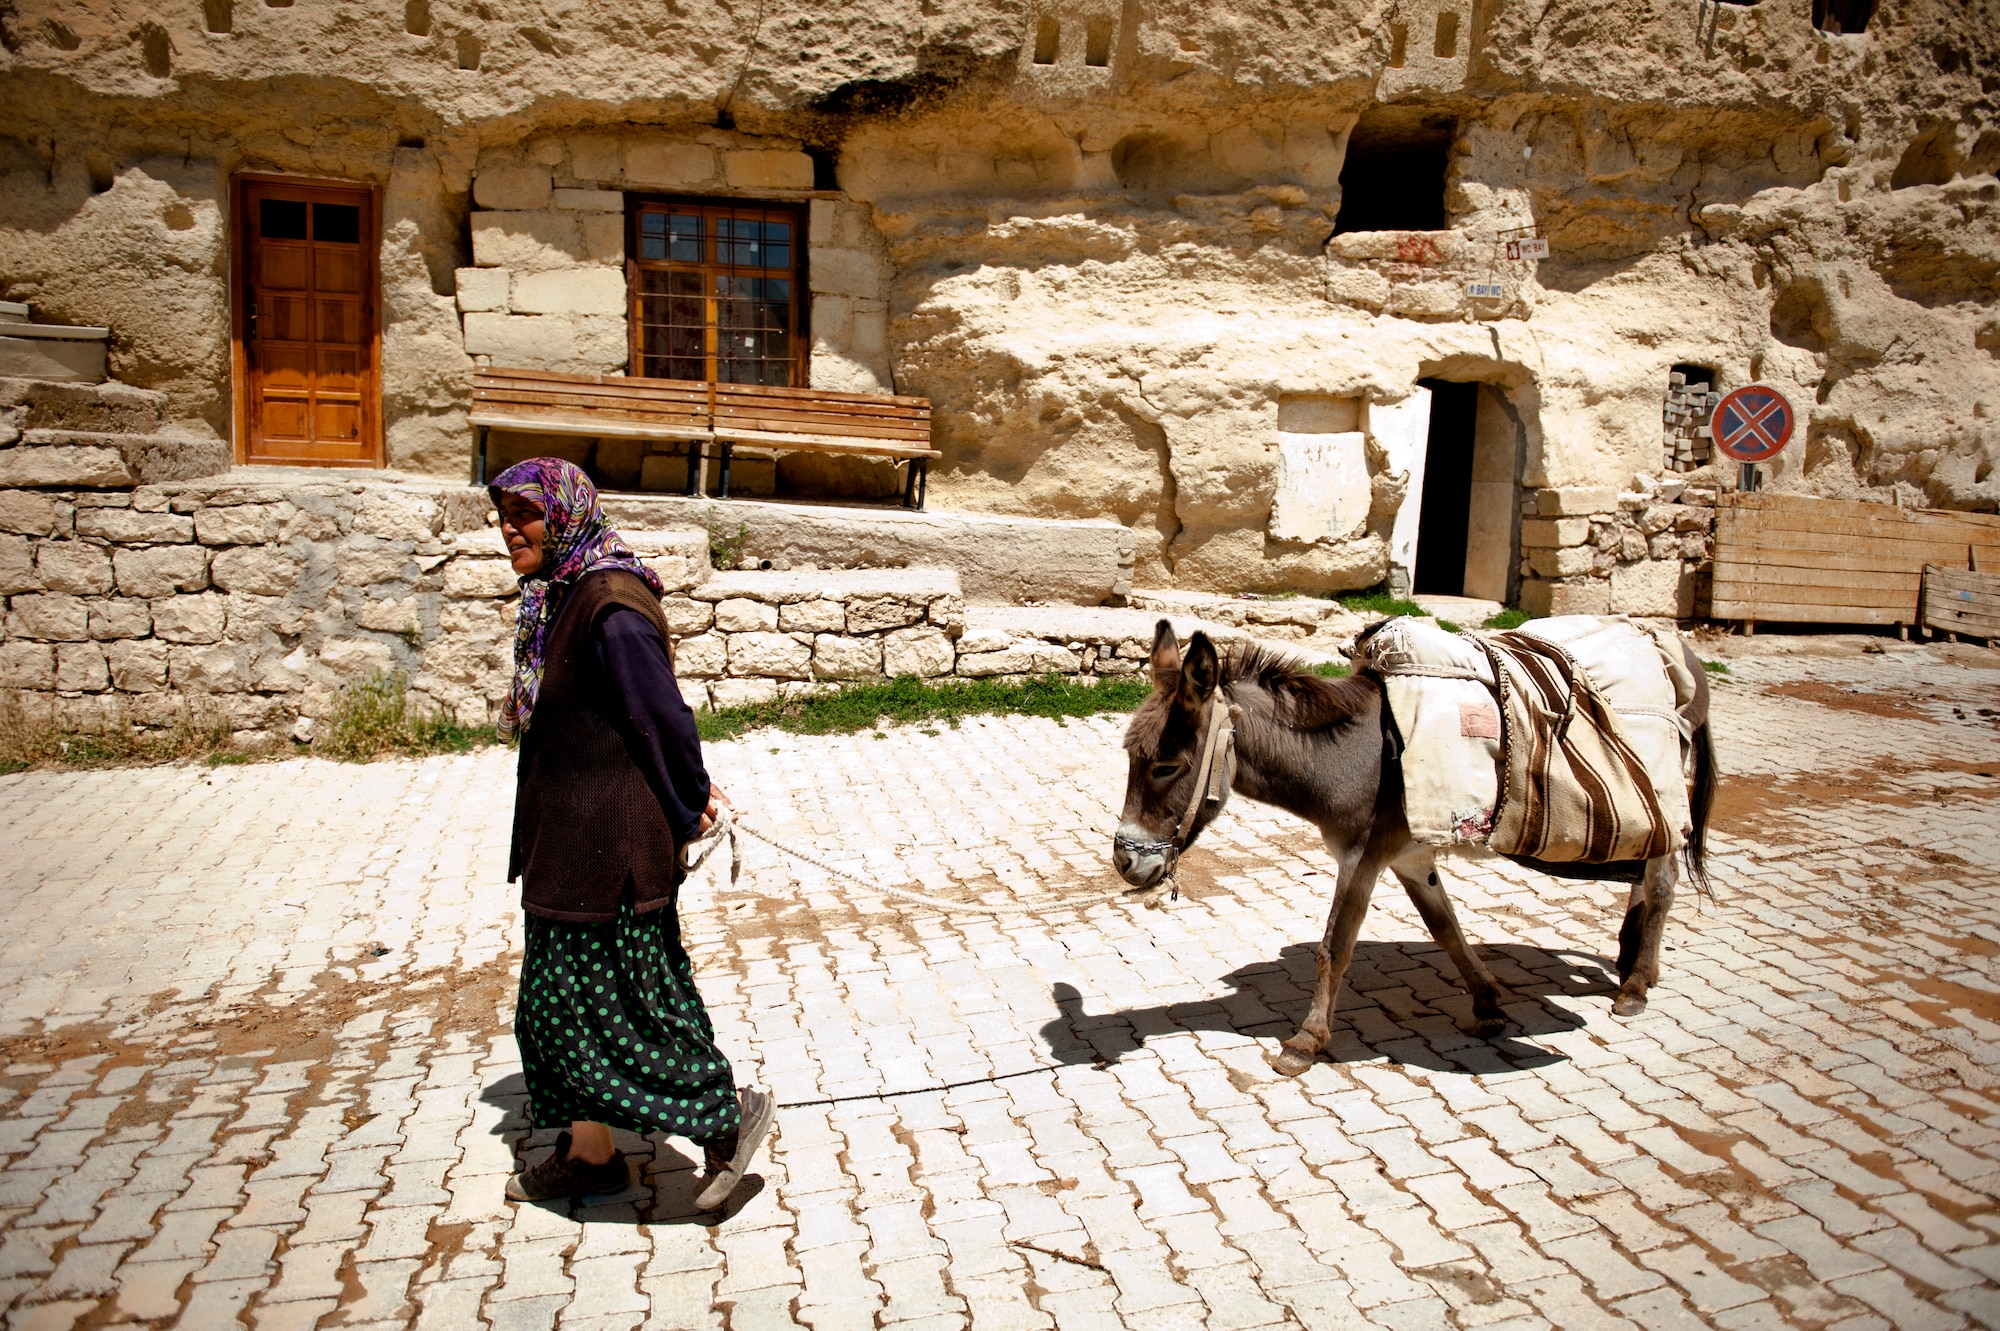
(1039, 937, 1618, 1075)
(476, 1075, 766, 1226)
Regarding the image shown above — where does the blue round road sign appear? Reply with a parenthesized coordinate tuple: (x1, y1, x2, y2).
(1713, 384, 1796, 464)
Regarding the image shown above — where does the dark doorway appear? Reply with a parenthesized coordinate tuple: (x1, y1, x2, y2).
(1413, 379, 1478, 595)
(1333, 109, 1455, 234)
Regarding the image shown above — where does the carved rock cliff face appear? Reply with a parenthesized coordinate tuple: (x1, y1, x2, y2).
(0, 0, 1994, 592)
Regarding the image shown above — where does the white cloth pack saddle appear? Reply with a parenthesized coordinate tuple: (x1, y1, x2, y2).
(1352, 616, 1699, 863)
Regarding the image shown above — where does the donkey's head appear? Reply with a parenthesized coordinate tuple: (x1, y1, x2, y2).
(1112, 620, 1228, 888)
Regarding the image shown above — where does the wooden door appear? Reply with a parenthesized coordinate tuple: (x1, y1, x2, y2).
(236, 178, 379, 465)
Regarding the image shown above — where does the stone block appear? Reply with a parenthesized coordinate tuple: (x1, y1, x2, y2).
(779, 599, 845, 633)
(455, 267, 511, 313)
(194, 504, 287, 545)
(883, 626, 954, 679)
(470, 211, 588, 271)
(211, 548, 301, 597)
(444, 559, 518, 598)
(353, 597, 421, 633)
(169, 643, 246, 692)
(956, 627, 1011, 654)
(76, 508, 194, 543)
(0, 445, 133, 488)
(956, 643, 1081, 677)
(473, 165, 553, 211)
(1609, 560, 1692, 617)
(928, 595, 966, 635)
(9, 592, 90, 640)
(0, 492, 56, 535)
(715, 598, 779, 633)
(104, 639, 168, 692)
(0, 533, 39, 593)
(570, 134, 624, 181)
(813, 634, 881, 680)
(90, 599, 152, 640)
(1518, 578, 1610, 618)
(0, 640, 55, 688)
(56, 641, 108, 691)
(661, 596, 713, 636)
(709, 677, 779, 709)
(335, 546, 414, 588)
(580, 214, 624, 264)
(1528, 545, 1598, 579)
(1519, 517, 1591, 549)
(626, 143, 717, 187)
(673, 634, 727, 679)
(1326, 265, 1391, 312)
(722, 150, 812, 190)
(1537, 487, 1619, 517)
(151, 594, 228, 644)
(511, 269, 626, 317)
(845, 594, 926, 634)
(319, 636, 396, 676)
(727, 631, 811, 679)
(810, 248, 890, 301)
(461, 312, 577, 364)
(37, 541, 114, 594)
(552, 188, 622, 211)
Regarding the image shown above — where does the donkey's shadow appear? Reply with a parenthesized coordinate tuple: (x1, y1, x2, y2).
(1041, 938, 1617, 1075)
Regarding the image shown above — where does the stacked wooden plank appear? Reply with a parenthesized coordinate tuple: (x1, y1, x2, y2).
(468, 367, 938, 506)
(1710, 492, 2000, 629)
(1922, 564, 2000, 641)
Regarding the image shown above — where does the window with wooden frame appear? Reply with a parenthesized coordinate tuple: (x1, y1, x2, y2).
(628, 199, 804, 387)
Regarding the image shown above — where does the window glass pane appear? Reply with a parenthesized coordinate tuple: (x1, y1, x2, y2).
(313, 203, 361, 244)
(260, 198, 308, 239)
(669, 214, 702, 262)
(640, 212, 667, 261)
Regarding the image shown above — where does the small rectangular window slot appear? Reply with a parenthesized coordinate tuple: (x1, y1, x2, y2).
(1033, 17, 1059, 64)
(1434, 12, 1459, 58)
(1388, 23, 1407, 67)
(1084, 19, 1112, 66)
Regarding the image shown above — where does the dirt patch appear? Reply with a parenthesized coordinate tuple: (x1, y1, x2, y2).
(1765, 681, 1943, 722)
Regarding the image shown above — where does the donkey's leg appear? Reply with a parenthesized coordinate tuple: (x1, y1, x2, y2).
(1391, 847, 1507, 1037)
(1615, 878, 1648, 983)
(1612, 854, 1678, 1017)
(1270, 847, 1384, 1077)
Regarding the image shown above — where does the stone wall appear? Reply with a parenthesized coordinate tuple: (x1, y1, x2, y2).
(1517, 483, 1717, 619)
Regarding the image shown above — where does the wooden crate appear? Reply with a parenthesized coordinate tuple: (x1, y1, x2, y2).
(1710, 493, 2000, 629)
(1922, 564, 2000, 641)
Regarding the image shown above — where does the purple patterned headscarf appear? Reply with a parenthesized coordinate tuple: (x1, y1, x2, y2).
(489, 458, 664, 739)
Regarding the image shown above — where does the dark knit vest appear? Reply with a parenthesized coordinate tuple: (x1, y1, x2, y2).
(509, 568, 684, 922)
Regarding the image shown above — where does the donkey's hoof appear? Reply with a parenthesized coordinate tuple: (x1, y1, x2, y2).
(1611, 994, 1649, 1017)
(1267, 1046, 1316, 1077)
(1467, 1014, 1507, 1039)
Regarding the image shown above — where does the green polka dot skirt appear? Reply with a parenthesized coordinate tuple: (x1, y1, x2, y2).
(516, 897, 741, 1140)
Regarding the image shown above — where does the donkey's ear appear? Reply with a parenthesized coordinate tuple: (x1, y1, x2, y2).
(1149, 618, 1182, 692)
(1181, 632, 1220, 702)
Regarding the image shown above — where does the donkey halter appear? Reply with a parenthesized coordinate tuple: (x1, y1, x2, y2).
(1115, 693, 1241, 900)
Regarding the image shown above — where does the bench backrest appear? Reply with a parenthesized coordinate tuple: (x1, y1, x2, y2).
(472, 368, 931, 445)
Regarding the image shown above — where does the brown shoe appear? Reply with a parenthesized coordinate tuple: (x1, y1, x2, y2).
(506, 1131, 628, 1202)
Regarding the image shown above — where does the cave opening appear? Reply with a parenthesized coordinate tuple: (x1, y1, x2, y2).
(1333, 109, 1455, 234)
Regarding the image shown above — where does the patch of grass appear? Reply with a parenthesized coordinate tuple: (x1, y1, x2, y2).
(315, 671, 495, 761)
(1310, 661, 1353, 678)
(1483, 607, 1534, 630)
(1335, 585, 1430, 618)
(695, 672, 1154, 742)
(1701, 659, 1731, 675)
(0, 693, 241, 772)
(1436, 619, 1462, 634)
(706, 510, 748, 571)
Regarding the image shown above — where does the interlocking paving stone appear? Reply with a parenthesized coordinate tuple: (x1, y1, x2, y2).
(0, 637, 1996, 1326)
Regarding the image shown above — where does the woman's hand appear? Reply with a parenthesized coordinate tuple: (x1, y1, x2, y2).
(696, 785, 730, 837)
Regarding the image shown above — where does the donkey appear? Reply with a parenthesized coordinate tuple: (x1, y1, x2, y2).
(1111, 620, 1715, 1076)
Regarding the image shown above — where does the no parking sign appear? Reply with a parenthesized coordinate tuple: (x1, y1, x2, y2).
(1713, 384, 1796, 464)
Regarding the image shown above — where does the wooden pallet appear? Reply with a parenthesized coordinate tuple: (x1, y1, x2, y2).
(469, 367, 939, 507)
(1709, 493, 2000, 631)
(1922, 563, 2000, 642)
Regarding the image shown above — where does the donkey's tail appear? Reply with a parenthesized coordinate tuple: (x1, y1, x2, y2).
(1686, 715, 1716, 898)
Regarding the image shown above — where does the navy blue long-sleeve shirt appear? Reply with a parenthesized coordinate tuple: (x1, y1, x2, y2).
(593, 605, 711, 846)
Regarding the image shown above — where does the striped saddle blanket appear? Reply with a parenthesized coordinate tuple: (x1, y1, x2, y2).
(1354, 616, 1698, 863)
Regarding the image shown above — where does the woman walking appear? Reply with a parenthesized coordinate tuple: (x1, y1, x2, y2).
(490, 457, 773, 1209)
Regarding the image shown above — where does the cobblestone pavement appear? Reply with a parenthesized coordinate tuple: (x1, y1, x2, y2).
(1, 637, 1998, 1330)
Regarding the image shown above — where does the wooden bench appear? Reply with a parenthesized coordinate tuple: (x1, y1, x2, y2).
(469, 367, 939, 508)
